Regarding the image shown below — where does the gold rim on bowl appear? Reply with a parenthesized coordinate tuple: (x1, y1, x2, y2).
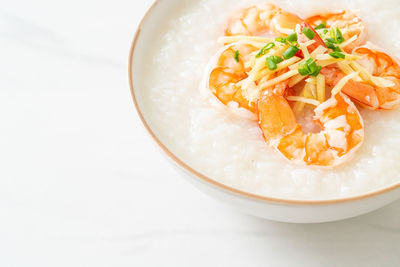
(128, 0, 400, 205)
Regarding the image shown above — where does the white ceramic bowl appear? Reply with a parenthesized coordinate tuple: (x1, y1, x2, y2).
(129, 0, 400, 223)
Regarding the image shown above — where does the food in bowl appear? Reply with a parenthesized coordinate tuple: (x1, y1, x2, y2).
(141, 0, 400, 200)
(205, 4, 400, 167)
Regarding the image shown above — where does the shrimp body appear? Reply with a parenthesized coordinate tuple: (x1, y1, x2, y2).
(321, 44, 400, 110)
(321, 67, 380, 109)
(211, 4, 304, 113)
(225, 4, 302, 37)
(306, 10, 366, 53)
(208, 43, 259, 113)
(354, 45, 400, 109)
(203, 4, 400, 167)
(258, 92, 364, 167)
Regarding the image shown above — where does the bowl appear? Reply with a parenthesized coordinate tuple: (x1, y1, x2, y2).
(128, 0, 400, 223)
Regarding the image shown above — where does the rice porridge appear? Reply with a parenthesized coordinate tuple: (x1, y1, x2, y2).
(140, 0, 400, 200)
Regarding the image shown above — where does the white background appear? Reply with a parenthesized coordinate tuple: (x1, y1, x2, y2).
(1, 0, 399, 266)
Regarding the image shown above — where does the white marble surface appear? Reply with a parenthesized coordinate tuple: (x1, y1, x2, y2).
(0, 0, 399, 266)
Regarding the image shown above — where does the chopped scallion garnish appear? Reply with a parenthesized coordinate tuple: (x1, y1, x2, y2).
(266, 57, 277, 70)
(275, 37, 287, 44)
(325, 41, 342, 52)
(266, 56, 284, 70)
(234, 50, 240, 62)
(335, 28, 345, 44)
(325, 42, 335, 49)
(326, 37, 337, 44)
(327, 28, 345, 44)
(298, 58, 322, 77)
(271, 56, 284, 64)
(302, 27, 316, 40)
(282, 45, 299, 59)
(329, 51, 346, 59)
(256, 42, 276, 58)
(314, 22, 327, 30)
(287, 33, 298, 43)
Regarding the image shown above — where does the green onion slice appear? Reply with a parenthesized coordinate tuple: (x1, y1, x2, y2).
(327, 28, 345, 44)
(275, 37, 287, 44)
(287, 33, 298, 43)
(298, 65, 310, 76)
(266, 56, 284, 70)
(271, 56, 284, 64)
(335, 28, 345, 44)
(256, 42, 276, 58)
(314, 22, 327, 30)
(282, 45, 299, 59)
(302, 27, 316, 40)
(329, 52, 346, 59)
(325, 42, 335, 49)
(298, 58, 322, 77)
(325, 41, 342, 52)
(326, 37, 337, 44)
(234, 50, 240, 62)
(266, 57, 278, 70)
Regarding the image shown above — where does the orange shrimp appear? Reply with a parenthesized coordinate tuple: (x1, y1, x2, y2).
(320, 67, 380, 109)
(225, 4, 302, 37)
(258, 91, 364, 167)
(354, 45, 400, 109)
(208, 43, 259, 113)
(209, 4, 304, 113)
(321, 45, 400, 110)
(306, 10, 366, 53)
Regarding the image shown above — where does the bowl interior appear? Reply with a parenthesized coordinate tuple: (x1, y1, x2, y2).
(129, 0, 400, 205)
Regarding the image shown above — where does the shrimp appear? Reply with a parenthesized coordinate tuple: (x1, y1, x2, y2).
(202, 4, 400, 167)
(209, 4, 305, 113)
(321, 44, 400, 110)
(321, 67, 380, 109)
(306, 10, 366, 53)
(225, 4, 303, 37)
(258, 91, 364, 167)
(208, 43, 259, 113)
(207, 44, 292, 114)
(353, 45, 400, 109)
